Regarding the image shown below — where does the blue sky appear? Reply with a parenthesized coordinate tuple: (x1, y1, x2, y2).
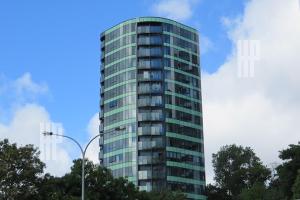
(4, 0, 299, 181)
(0, 0, 247, 146)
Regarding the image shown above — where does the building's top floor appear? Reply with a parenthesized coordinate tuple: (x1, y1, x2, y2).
(101, 17, 199, 43)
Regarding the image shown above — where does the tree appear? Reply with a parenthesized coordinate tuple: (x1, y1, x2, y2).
(292, 170, 300, 200)
(238, 182, 267, 200)
(206, 184, 231, 200)
(0, 139, 45, 200)
(0, 139, 186, 200)
(276, 143, 300, 199)
(42, 159, 186, 200)
(211, 144, 271, 198)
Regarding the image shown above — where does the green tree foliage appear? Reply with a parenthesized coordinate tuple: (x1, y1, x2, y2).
(50, 159, 186, 200)
(238, 182, 267, 200)
(0, 139, 186, 200)
(275, 143, 300, 199)
(0, 139, 45, 200)
(292, 170, 300, 200)
(205, 184, 231, 200)
(211, 144, 271, 199)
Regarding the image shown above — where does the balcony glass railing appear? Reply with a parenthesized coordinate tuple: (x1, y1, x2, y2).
(138, 156, 163, 165)
(138, 36, 162, 45)
(137, 26, 162, 33)
(138, 47, 162, 57)
(138, 72, 162, 81)
(139, 184, 152, 192)
(138, 140, 164, 150)
(138, 84, 162, 94)
(138, 98, 162, 107)
(138, 112, 163, 121)
(138, 170, 162, 180)
(138, 126, 163, 135)
(138, 59, 162, 69)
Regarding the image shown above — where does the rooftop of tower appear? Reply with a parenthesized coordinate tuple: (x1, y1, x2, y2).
(101, 16, 198, 35)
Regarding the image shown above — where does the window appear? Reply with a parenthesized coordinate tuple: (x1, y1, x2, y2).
(139, 58, 162, 68)
(109, 100, 117, 108)
(138, 35, 162, 45)
(138, 47, 162, 57)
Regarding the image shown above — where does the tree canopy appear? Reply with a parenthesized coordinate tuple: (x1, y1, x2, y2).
(211, 144, 271, 198)
(0, 139, 186, 200)
(0, 139, 45, 200)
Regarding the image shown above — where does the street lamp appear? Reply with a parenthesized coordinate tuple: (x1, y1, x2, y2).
(42, 131, 100, 200)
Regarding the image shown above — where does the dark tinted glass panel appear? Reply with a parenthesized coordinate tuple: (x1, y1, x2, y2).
(105, 70, 136, 87)
(104, 82, 136, 100)
(138, 25, 162, 33)
(163, 23, 198, 42)
(105, 58, 136, 76)
(138, 47, 162, 57)
(167, 166, 205, 180)
(166, 123, 203, 139)
(138, 35, 162, 45)
(167, 151, 204, 166)
(104, 123, 136, 140)
(167, 137, 202, 151)
(105, 46, 136, 64)
(138, 58, 162, 69)
(104, 109, 136, 126)
(106, 35, 136, 53)
(165, 109, 201, 125)
(165, 82, 200, 99)
(165, 70, 199, 87)
(165, 95, 201, 112)
(104, 95, 136, 112)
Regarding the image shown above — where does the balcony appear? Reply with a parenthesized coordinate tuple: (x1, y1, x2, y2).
(138, 156, 163, 165)
(138, 47, 162, 57)
(138, 36, 162, 46)
(138, 85, 162, 94)
(138, 170, 163, 180)
(138, 98, 162, 107)
(138, 112, 163, 121)
(137, 25, 162, 34)
(139, 184, 152, 192)
(138, 73, 162, 82)
(138, 126, 163, 136)
(138, 140, 164, 150)
(138, 59, 162, 69)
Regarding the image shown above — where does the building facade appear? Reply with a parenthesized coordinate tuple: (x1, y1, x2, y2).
(99, 17, 205, 200)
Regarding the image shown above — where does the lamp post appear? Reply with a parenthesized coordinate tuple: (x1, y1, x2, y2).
(42, 131, 100, 200)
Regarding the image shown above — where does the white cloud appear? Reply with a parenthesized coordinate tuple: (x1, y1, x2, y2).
(0, 73, 72, 177)
(85, 113, 100, 164)
(0, 103, 73, 177)
(203, 0, 300, 183)
(200, 35, 214, 55)
(152, 0, 199, 21)
(14, 73, 48, 96)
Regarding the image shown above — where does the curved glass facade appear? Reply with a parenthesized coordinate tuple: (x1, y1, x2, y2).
(100, 17, 206, 200)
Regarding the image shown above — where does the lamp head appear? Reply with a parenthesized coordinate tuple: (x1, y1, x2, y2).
(43, 131, 53, 136)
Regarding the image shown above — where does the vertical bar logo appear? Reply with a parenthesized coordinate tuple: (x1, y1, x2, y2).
(237, 40, 261, 78)
(39, 122, 63, 161)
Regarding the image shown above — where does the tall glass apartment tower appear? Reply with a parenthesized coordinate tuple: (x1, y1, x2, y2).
(99, 17, 205, 200)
